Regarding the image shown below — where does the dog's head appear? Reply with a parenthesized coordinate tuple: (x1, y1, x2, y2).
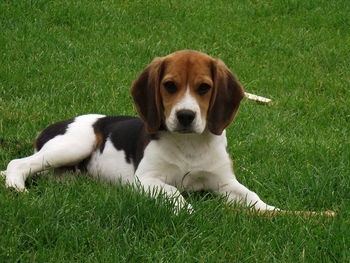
(131, 50, 244, 135)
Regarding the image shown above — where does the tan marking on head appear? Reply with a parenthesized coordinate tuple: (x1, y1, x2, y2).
(131, 50, 244, 134)
(159, 50, 214, 123)
(188, 77, 213, 122)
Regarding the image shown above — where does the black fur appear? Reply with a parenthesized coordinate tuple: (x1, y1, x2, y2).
(35, 118, 75, 151)
(93, 116, 154, 169)
(35, 116, 154, 171)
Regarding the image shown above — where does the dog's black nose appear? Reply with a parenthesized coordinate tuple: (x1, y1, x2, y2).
(177, 110, 195, 127)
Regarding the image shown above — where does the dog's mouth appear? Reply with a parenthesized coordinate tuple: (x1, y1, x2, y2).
(175, 128, 194, 134)
(173, 125, 198, 134)
(165, 117, 204, 134)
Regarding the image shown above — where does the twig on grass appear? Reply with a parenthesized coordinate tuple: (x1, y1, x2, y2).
(245, 92, 272, 104)
(231, 208, 336, 220)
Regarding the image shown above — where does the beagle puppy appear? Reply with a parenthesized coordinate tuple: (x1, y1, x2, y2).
(2, 50, 277, 213)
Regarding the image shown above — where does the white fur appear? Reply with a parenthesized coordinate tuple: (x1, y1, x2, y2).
(4, 114, 105, 190)
(2, 114, 276, 213)
(87, 138, 134, 184)
(165, 88, 206, 133)
(136, 130, 276, 212)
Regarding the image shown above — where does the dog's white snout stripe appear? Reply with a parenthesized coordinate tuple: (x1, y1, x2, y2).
(166, 89, 206, 133)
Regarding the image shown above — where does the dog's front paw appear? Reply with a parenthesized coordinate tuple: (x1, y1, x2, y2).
(254, 201, 279, 211)
(173, 200, 194, 215)
(264, 204, 279, 211)
(185, 203, 194, 214)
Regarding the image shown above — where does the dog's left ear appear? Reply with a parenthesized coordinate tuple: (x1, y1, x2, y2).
(131, 57, 165, 134)
(207, 59, 245, 135)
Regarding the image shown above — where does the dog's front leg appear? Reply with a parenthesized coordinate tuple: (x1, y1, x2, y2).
(136, 175, 193, 214)
(213, 177, 277, 211)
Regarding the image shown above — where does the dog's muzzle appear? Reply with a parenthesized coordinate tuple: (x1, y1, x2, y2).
(175, 110, 196, 133)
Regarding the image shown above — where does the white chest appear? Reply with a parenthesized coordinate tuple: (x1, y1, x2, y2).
(136, 131, 231, 191)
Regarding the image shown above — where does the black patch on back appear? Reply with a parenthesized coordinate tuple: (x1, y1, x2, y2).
(93, 116, 154, 169)
(35, 118, 75, 151)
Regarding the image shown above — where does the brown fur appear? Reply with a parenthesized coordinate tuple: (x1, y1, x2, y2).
(131, 50, 244, 135)
(94, 132, 104, 150)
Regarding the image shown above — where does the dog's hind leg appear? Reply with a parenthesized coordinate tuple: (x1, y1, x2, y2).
(4, 114, 104, 191)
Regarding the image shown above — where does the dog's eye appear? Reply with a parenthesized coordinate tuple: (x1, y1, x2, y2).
(163, 81, 178, 94)
(197, 83, 211, 95)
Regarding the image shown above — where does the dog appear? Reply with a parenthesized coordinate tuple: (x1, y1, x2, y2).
(1, 50, 277, 213)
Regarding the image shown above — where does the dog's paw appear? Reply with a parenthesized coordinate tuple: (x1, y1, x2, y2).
(5, 175, 27, 192)
(253, 201, 279, 211)
(265, 205, 280, 211)
(173, 202, 194, 215)
(4, 160, 28, 192)
(185, 203, 194, 214)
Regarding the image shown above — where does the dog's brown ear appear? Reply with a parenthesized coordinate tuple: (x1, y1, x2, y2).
(131, 57, 165, 134)
(207, 59, 245, 135)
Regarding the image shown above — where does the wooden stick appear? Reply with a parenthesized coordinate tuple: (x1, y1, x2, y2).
(257, 209, 335, 218)
(231, 209, 335, 219)
(245, 92, 272, 104)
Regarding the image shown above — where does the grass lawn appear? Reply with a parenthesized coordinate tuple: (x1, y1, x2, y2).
(1, 0, 349, 262)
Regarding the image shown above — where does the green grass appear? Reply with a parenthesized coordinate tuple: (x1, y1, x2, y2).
(1, 0, 349, 262)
